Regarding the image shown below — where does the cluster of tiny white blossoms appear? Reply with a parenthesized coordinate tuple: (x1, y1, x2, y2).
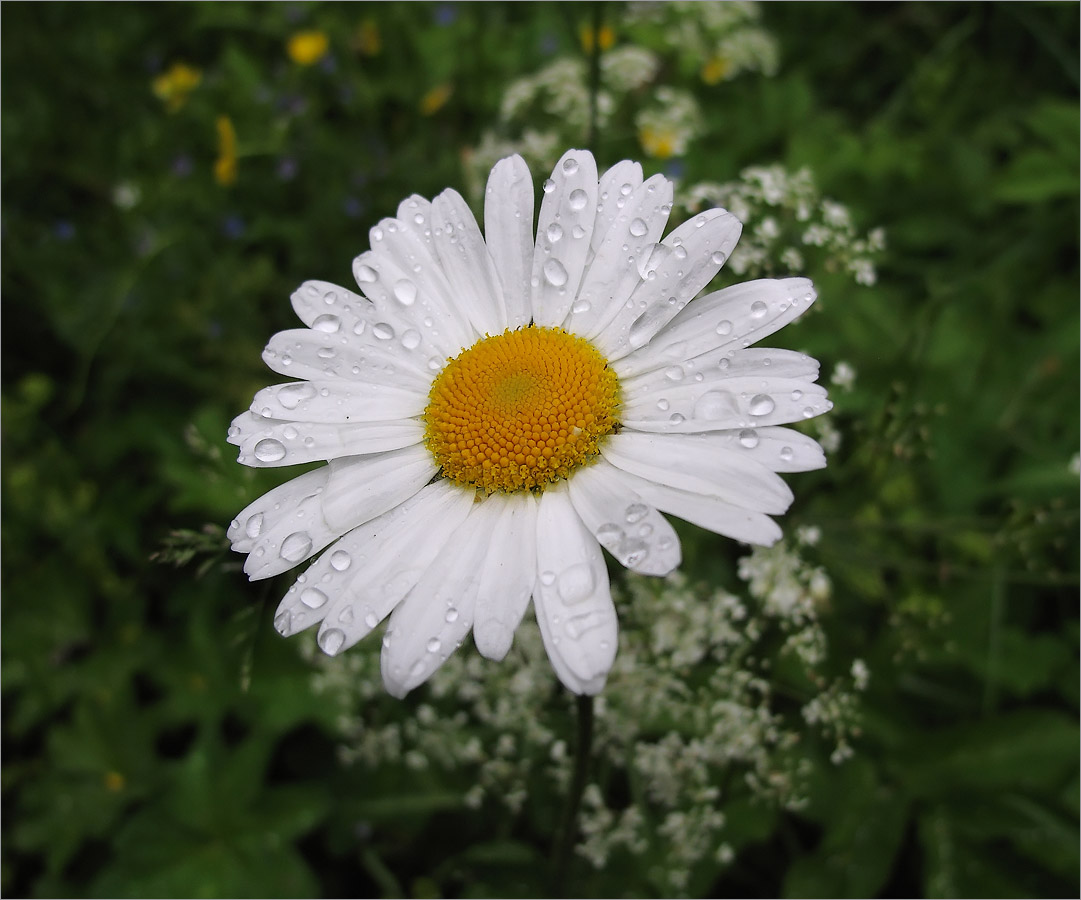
(635, 87, 702, 161)
(678, 165, 886, 285)
(306, 538, 864, 893)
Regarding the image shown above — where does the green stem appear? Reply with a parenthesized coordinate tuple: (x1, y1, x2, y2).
(552, 693, 595, 895)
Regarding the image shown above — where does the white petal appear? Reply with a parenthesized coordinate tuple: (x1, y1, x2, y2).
(605, 465, 784, 546)
(533, 486, 617, 695)
(379, 501, 499, 697)
(565, 174, 674, 340)
(228, 467, 328, 554)
(615, 277, 819, 379)
(601, 431, 794, 515)
(621, 378, 831, 433)
(322, 444, 438, 532)
(484, 155, 535, 331)
(473, 493, 537, 661)
(261, 327, 432, 391)
(567, 462, 681, 576)
(596, 209, 743, 360)
(530, 149, 599, 327)
(274, 480, 472, 642)
(593, 160, 644, 253)
(251, 380, 426, 424)
(229, 411, 424, 467)
(289, 280, 372, 335)
(432, 188, 506, 336)
(238, 471, 339, 581)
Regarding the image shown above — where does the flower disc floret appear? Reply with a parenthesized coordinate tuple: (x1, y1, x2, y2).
(424, 326, 621, 493)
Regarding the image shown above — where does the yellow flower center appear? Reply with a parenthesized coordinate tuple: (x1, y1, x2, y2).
(424, 326, 621, 494)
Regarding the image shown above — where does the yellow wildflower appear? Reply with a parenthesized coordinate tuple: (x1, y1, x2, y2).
(420, 83, 453, 116)
(214, 116, 237, 187)
(579, 23, 615, 54)
(152, 62, 201, 113)
(353, 19, 382, 56)
(287, 30, 329, 66)
(701, 55, 733, 85)
(639, 125, 677, 160)
(104, 771, 126, 792)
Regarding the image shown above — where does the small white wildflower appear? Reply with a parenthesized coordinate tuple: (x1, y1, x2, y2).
(851, 658, 870, 691)
(112, 182, 141, 210)
(795, 524, 821, 547)
(831, 361, 857, 391)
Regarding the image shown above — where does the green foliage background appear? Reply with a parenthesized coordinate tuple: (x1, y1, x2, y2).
(2, 2, 1077, 897)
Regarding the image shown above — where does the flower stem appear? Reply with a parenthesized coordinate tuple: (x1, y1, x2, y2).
(552, 693, 594, 895)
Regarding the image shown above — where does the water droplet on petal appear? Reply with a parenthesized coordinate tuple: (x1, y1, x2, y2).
(330, 550, 352, 571)
(445, 607, 459, 623)
(280, 531, 313, 562)
(393, 280, 417, 306)
(245, 513, 264, 539)
(739, 428, 760, 448)
(780, 446, 794, 462)
(338, 607, 355, 625)
(791, 389, 803, 401)
(656, 398, 670, 411)
(595, 523, 623, 545)
(365, 611, 380, 629)
(542, 178, 556, 194)
(629, 217, 648, 237)
(426, 637, 441, 653)
(749, 394, 776, 416)
(625, 504, 649, 524)
(694, 391, 735, 420)
(301, 587, 328, 608)
(401, 329, 421, 350)
(557, 563, 595, 604)
(750, 300, 768, 319)
(319, 628, 345, 656)
(540, 570, 556, 586)
(254, 438, 287, 462)
(546, 222, 564, 243)
(373, 322, 395, 340)
(278, 382, 317, 409)
(274, 611, 292, 634)
(665, 365, 684, 382)
(568, 189, 588, 211)
(312, 314, 341, 333)
(711, 250, 728, 265)
(543, 259, 568, 287)
(562, 157, 580, 175)
(355, 264, 378, 283)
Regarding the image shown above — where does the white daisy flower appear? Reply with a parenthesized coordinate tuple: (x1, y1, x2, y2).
(228, 149, 830, 698)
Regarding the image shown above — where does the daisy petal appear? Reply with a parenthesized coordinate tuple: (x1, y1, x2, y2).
(321, 444, 437, 532)
(379, 500, 501, 697)
(533, 487, 618, 695)
(251, 380, 426, 424)
(621, 378, 830, 433)
(566, 174, 674, 340)
(531, 149, 599, 327)
(229, 411, 424, 467)
(289, 280, 371, 335)
(596, 209, 743, 360)
(473, 493, 538, 661)
(228, 467, 328, 554)
(273, 480, 472, 642)
(432, 188, 507, 336)
(262, 327, 432, 390)
(238, 474, 338, 581)
(601, 431, 794, 515)
(567, 462, 681, 576)
(592, 160, 644, 253)
(484, 155, 535, 331)
(616, 277, 819, 378)
(608, 466, 784, 546)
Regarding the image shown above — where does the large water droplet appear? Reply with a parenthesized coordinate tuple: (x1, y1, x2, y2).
(312, 314, 341, 333)
(749, 394, 776, 416)
(254, 438, 287, 462)
(656, 398, 670, 411)
(750, 300, 768, 319)
(629, 217, 648, 237)
(542, 178, 556, 194)
(711, 250, 728, 265)
(245, 513, 264, 539)
(280, 531, 313, 562)
(595, 523, 623, 545)
(780, 446, 794, 462)
(393, 280, 417, 306)
(739, 428, 760, 449)
(568, 189, 588, 210)
(278, 382, 317, 410)
(301, 587, 328, 608)
(546, 222, 564, 243)
(319, 628, 345, 656)
(338, 607, 355, 625)
(445, 607, 459, 623)
(694, 391, 736, 420)
(426, 637, 442, 653)
(562, 157, 580, 175)
(543, 259, 568, 287)
(373, 322, 395, 340)
(557, 563, 595, 604)
(330, 550, 352, 571)
(665, 365, 684, 382)
(355, 264, 377, 283)
(625, 503, 649, 524)
(365, 611, 380, 629)
(401, 329, 421, 350)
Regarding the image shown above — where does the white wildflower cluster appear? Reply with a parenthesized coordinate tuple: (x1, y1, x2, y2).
(678, 165, 886, 285)
(831, 360, 858, 392)
(635, 87, 702, 161)
(625, 1, 780, 83)
(307, 537, 861, 895)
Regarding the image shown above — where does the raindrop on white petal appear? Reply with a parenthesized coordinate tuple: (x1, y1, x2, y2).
(280, 531, 313, 562)
(595, 523, 623, 545)
(669, 413, 686, 424)
(568, 189, 588, 210)
(619, 182, 633, 197)
(656, 398, 670, 411)
(749, 394, 776, 416)
(282, 425, 298, 440)
(543, 259, 568, 287)
(711, 250, 728, 265)
(355, 264, 378, 283)
(317, 346, 335, 359)
(557, 563, 594, 604)
(301, 587, 328, 609)
(571, 224, 586, 239)
(572, 299, 591, 314)
(373, 323, 395, 340)
(540, 570, 556, 586)
(254, 438, 287, 462)
(278, 382, 317, 409)
(319, 628, 345, 655)
(625, 503, 649, 524)
(664, 365, 684, 382)
(330, 550, 352, 571)
(739, 428, 760, 449)
(693, 391, 734, 420)
(445, 607, 459, 623)
(244, 513, 264, 539)
(365, 611, 380, 629)
(393, 280, 417, 306)
(338, 607, 355, 625)
(750, 301, 768, 319)
(542, 178, 556, 194)
(426, 637, 442, 653)
(780, 446, 794, 462)
(546, 222, 564, 243)
(629, 217, 648, 237)
(562, 157, 579, 175)
(791, 389, 803, 401)
(401, 329, 421, 350)
(312, 314, 341, 333)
